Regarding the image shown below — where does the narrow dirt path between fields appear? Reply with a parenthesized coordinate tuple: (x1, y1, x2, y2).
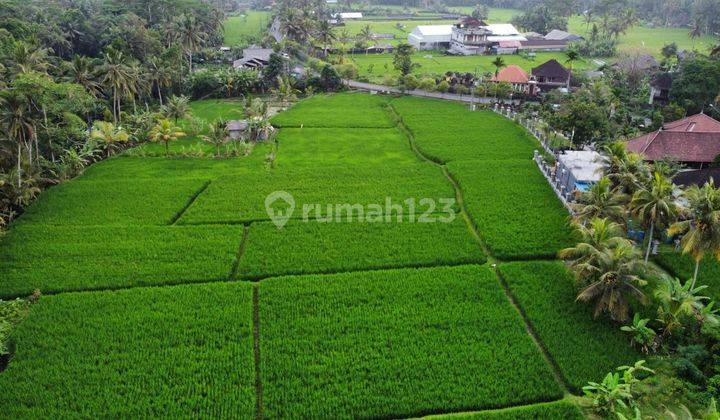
(230, 225, 251, 280)
(387, 101, 574, 396)
(169, 180, 212, 225)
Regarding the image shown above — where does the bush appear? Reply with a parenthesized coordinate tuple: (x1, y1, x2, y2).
(418, 77, 436, 91)
(436, 80, 450, 93)
(397, 74, 418, 91)
(333, 63, 358, 80)
(382, 74, 396, 86)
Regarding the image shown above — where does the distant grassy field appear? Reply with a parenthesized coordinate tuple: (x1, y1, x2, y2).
(347, 51, 589, 82)
(566, 15, 717, 56)
(340, 7, 716, 81)
(223, 11, 271, 45)
(335, 8, 520, 47)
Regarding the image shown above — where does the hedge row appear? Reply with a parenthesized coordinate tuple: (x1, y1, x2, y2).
(498, 261, 638, 391)
(237, 218, 484, 279)
(270, 93, 394, 128)
(0, 282, 255, 418)
(391, 96, 537, 164)
(0, 225, 245, 298)
(260, 265, 563, 418)
(178, 164, 456, 224)
(449, 160, 574, 260)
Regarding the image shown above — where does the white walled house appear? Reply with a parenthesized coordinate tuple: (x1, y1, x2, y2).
(447, 17, 526, 55)
(407, 25, 453, 50)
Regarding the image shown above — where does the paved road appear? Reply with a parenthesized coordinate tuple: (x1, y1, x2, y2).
(344, 80, 525, 105)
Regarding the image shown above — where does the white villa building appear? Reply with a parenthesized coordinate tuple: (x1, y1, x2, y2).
(407, 17, 526, 55)
(407, 25, 453, 50)
(449, 17, 526, 55)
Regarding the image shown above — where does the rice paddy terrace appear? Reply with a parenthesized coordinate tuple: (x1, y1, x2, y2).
(0, 93, 637, 418)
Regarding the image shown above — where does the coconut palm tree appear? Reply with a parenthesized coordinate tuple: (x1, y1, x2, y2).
(0, 90, 35, 187)
(491, 56, 506, 77)
(559, 217, 633, 281)
(245, 97, 270, 142)
(172, 14, 207, 72)
(64, 55, 101, 97)
(630, 172, 678, 262)
(573, 177, 628, 224)
(565, 50, 580, 88)
(90, 121, 129, 157)
(315, 20, 337, 57)
(163, 95, 191, 124)
(612, 153, 651, 195)
(100, 48, 134, 124)
(598, 141, 628, 176)
(338, 28, 351, 55)
(201, 119, 229, 157)
(149, 119, 186, 157)
(10, 41, 50, 75)
(576, 243, 648, 322)
(358, 24, 374, 53)
(689, 20, 703, 50)
(145, 57, 174, 106)
(668, 180, 720, 288)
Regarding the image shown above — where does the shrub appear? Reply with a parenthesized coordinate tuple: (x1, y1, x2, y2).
(333, 63, 358, 80)
(418, 77, 436, 91)
(436, 80, 450, 92)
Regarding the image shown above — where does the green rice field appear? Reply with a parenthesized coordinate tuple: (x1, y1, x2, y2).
(0, 92, 637, 417)
(223, 11, 271, 45)
(342, 7, 715, 82)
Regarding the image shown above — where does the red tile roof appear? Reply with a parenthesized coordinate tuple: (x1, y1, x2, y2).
(662, 113, 720, 133)
(491, 65, 530, 84)
(626, 114, 720, 163)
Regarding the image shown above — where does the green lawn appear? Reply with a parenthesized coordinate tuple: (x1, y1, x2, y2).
(223, 11, 271, 45)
